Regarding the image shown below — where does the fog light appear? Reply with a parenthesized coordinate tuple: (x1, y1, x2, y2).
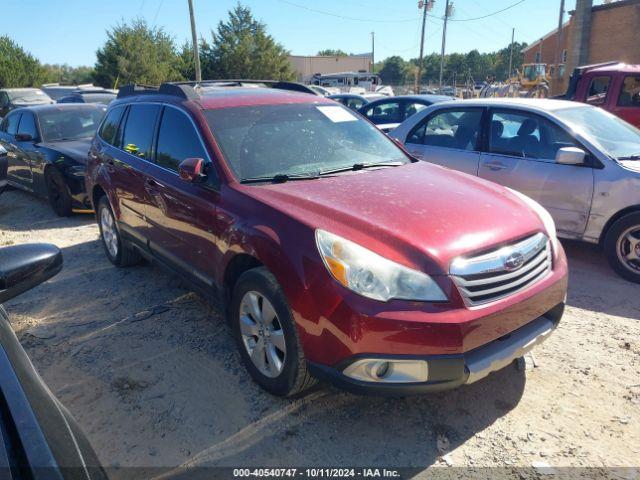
(343, 359, 429, 383)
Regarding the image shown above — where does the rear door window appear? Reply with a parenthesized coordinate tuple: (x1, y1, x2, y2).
(155, 107, 207, 172)
(121, 104, 160, 159)
(618, 75, 640, 106)
(364, 101, 402, 124)
(99, 106, 125, 146)
(586, 76, 611, 105)
(408, 108, 482, 151)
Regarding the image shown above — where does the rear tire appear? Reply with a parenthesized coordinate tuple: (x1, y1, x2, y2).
(230, 267, 316, 397)
(96, 196, 141, 267)
(45, 168, 73, 217)
(604, 212, 640, 283)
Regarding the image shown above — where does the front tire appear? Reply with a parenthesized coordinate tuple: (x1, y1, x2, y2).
(231, 267, 316, 397)
(604, 212, 640, 283)
(45, 168, 73, 216)
(97, 196, 140, 267)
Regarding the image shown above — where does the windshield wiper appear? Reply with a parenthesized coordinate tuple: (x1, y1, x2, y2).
(240, 172, 320, 184)
(319, 161, 405, 176)
(618, 154, 640, 161)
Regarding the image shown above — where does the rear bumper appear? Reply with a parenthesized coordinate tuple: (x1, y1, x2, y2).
(308, 302, 563, 396)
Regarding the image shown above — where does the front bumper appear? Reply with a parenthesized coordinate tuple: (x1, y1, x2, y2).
(308, 302, 563, 396)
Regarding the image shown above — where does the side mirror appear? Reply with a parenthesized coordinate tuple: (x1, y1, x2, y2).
(15, 133, 33, 142)
(178, 157, 206, 183)
(0, 244, 63, 304)
(556, 147, 586, 165)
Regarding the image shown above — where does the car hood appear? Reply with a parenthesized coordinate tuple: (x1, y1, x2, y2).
(246, 162, 544, 275)
(41, 139, 92, 164)
(620, 160, 640, 173)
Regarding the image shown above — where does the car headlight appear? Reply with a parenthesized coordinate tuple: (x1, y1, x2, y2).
(315, 230, 447, 302)
(507, 188, 558, 250)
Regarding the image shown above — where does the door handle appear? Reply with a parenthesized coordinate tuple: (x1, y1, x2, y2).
(484, 161, 507, 171)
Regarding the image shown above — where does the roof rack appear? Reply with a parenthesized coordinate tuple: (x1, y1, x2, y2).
(117, 79, 317, 100)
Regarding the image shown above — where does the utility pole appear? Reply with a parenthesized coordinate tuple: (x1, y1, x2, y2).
(508, 27, 515, 80)
(416, 0, 435, 93)
(371, 32, 375, 74)
(552, 0, 565, 94)
(188, 0, 202, 82)
(439, 0, 452, 92)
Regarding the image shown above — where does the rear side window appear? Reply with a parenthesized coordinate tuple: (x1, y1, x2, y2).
(121, 104, 160, 159)
(99, 106, 125, 146)
(17, 112, 38, 139)
(408, 108, 482, 152)
(155, 107, 207, 172)
(364, 101, 402, 124)
(618, 76, 640, 106)
(586, 76, 610, 105)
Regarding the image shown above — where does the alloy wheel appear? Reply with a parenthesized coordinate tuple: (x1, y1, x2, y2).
(617, 226, 640, 273)
(239, 291, 286, 378)
(100, 207, 119, 258)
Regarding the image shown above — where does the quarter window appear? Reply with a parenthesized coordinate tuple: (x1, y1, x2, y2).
(407, 109, 482, 152)
(99, 106, 125, 146)
(121, 104, 160, 159)
(586, 76, 610, 105)
(489, 111, 578, 161)
(155, 107, 207, 172)
(618, 75, 640, 107)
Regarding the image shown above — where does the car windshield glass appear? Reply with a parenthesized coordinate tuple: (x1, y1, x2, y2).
(39, 107, 107, 142)
(204, 103, 408, 180)
(7, 89, 51, 104)
(554, 106, 640, 159)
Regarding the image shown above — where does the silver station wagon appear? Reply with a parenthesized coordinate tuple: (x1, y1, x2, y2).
(391, 98, 640, 283)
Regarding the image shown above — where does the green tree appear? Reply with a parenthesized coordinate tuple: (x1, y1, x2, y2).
(0, 36, 47, 88)
(42, 64, 95, 85)
(378, 56, 409, 85)
(204, 4, 295, 81)
(317, 49, 350, 57)
(93, 19, 183, 88)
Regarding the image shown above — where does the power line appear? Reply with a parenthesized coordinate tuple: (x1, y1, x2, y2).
(449, 0, 526, 22)
(275, 0, 419, 23)
(152, 0, 164, 24)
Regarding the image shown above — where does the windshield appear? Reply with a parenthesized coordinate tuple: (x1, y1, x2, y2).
(39, 107, 107, 142)
(555, 106, 640, 159)
(7, 89, 52, 104)
(204, 103, 408, 180)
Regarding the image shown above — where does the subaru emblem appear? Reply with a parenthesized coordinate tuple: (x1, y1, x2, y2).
(504, 251, 525, 271)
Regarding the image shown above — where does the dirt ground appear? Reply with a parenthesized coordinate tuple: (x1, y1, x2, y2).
(1, 188, 639, 479)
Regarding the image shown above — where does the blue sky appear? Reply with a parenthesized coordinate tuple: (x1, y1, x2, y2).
(2, 0, 594, 67)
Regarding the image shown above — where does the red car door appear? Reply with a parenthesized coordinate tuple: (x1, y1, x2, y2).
(143, 105, 221, 289)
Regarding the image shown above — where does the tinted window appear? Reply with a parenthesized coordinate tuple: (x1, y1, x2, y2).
(39, 107, 106, 142)
(0, 92, 9, 108)
(17, 112, 38, 139)
(57, 95, 81, 104)
(489, 111, 577, 161)
(404, 102, 428, 120)
(364, 101, 402, 124)
(99, 106, 125, 146)
(156, 107, 207, 172)
(121, 104, 160, 159)
(618, 76, 640, 107)
(3, 113, 21, 135)
(408, 109, 482, 152)
(205, 103, 407, 180)
(586, 76, 610, 105)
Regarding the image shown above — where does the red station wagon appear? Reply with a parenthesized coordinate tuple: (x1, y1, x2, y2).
(85, 81, 568, 396)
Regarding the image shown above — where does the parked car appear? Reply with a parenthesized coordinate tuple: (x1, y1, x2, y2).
(0, 144, 7, 196)
(0, 104, 107, 215)
(42, 83, 95, 101)
(391, 98, 640, 283)
(559, 62, 640, 128)
(0, 88, 54, 118)
(57, 89, 117, 105)
(86, 82, 567, 396)
(358, 94, 455, 133)
(328, 93, 385, 111)
(0, 243, 106, 479)
(308, 85, 335, 97)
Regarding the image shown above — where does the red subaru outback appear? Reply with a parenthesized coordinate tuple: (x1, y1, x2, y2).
(85, 81, 568, 397)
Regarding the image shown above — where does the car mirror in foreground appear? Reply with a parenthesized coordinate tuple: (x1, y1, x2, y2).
(0, 244, 62, 303)
(178, 157, 207, 183)
(556, 147, 586, 165)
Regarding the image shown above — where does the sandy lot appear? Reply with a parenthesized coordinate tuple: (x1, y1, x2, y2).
(1, 188, 639, 479)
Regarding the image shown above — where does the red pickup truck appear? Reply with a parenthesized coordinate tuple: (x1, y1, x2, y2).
(561, 62, 640, 128)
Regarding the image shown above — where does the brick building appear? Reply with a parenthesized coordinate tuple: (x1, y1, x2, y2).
(522, 0, 640, 95)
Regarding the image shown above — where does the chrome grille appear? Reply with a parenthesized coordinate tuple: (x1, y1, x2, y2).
(450, 233, 552, 306)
